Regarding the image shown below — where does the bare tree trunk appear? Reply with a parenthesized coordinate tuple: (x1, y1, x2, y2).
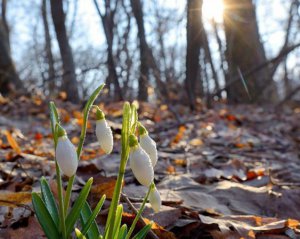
(201, 22, 220, 97)
(93, 0, 123, 101)
(50, 0, 79, 103)
(41, 0, 55, 94)
(223, 0, 277, 103)
(186, 0, 203, 110)
(212, 19, 227, 90)
(1, 0, 9, 52)
(130, 0, 149, 101)
(0, 1, 22, 95)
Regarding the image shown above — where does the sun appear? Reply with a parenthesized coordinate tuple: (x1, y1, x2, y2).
(202, 0, 224, 23)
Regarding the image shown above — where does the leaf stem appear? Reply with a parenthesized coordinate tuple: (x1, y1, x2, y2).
(105, 103, 131, 239)
(125, 184, 153, 239)
(56, 161, 67, 239)
(63, 84, 105, 216)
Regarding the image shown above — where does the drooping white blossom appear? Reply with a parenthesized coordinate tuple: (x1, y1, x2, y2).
(149, 186, 161, 213)
(140, 134, 158, 167)
(56, 136, 78, 177)
(96, 119, 113, 154)
(129, 146, 154, 186)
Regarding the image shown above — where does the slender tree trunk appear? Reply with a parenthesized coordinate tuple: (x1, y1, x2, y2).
(50, 0, 79, 103)
(186, 0, 203, 110)
(41, 0, 55, 94)
(0, 1, 22, 95)
(93, 0, 123, 101)
(223, 0, 277, 103)
(201, 22, 220, 97)
(130, 0, 149, 101)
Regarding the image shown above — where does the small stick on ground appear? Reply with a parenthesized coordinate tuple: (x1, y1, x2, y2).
(121, 193, 159, 239)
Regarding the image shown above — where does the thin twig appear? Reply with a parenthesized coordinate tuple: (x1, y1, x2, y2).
(121, 193, 159, 239)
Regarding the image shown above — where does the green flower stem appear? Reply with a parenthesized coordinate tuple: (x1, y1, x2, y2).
(125, 184, 153, 239)
(63, 84, 105, 215)
(55, 161, 67, 239)
(105, 103, 131, 239)
(49, 102, 66, 238)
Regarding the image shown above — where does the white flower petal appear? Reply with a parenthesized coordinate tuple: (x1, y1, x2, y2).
(140, 134, 158, 167)
(149, 187, 161, 213)
(56, 136, 78, 177)
(96, 119, 113, 154)
(129, 146, 154, 186)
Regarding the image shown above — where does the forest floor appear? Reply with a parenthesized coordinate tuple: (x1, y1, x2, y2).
(0, 95, 300, 239)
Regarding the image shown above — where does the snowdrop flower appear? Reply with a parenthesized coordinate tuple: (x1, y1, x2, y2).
(129, 135, 154, 186)
(149, 185, 161, 213)
(55, 125, 78, 177)
(95, 107, 113, 154)
(139, 124, 158, 167)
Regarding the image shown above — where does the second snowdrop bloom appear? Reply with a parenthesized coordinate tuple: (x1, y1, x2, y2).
(55, 125, 78, 177)
(139, 125, 158, 167)
(149, 185, 161, 213)
(129, 135, 154, 186)
(95, 107, 113, 154)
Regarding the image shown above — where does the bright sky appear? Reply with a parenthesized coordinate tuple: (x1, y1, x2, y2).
(7, 0, 294, 88)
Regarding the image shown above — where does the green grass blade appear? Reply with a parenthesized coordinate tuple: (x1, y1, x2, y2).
(66, 178, 93, 235)
(132, 222, 153, 239)
(40, 177, 59, 228)
(32, 192, 60, 239)
(118, 224, 128, 239)
(75, 228, 87, 239)
(81, 195, 106, 236)
(112, 204, 123, 239)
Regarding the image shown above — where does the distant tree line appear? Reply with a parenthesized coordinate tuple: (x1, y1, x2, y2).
(0, 0, 299, 108)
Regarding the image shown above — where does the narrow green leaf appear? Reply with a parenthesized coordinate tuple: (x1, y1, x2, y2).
(118, 224, 128, 239)
(112, 204, 123, 239)
(75, 228, 87, 239)
(40, 177, 59, 228)
(66, 178, 93, 235)
(80, 202, 99, 239)
(32, 193, 60, 239)
(130, 104, 138, 134)
(81, 195, 106, 236)
(49, 102, 60, 145)
(83, 84, 105, 119)
(132, 222, 153, 239)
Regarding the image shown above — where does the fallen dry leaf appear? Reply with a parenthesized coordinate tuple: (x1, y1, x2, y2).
(4, 130, 21, 155)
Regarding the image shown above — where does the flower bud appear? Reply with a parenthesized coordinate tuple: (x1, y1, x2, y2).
(96, 106, 114, 154)
(149, 186, 161, 213)
(138, 123, 158, 167)
(129, 135, 154, 186)
(56, 135, 78, 177)
(140, 134, 158, 167)
(95, 117, 113, 154)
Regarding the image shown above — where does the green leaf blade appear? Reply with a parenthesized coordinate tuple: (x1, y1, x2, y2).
(132, 222, 153, 239)
(40, 177, 59, 228)
(112, 204, 123, 239)
(81, 194, 106, 237)
(66, 177, 93, 235)
(118, 224, 128, 239)
(32, 192, 60, 239)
